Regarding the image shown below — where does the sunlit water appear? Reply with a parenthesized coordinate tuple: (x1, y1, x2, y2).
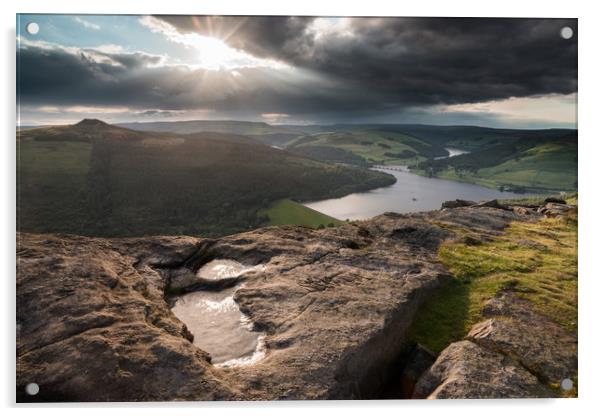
(434, 147, 471, 159)
(195, 259, 263, 280)
(171, 260, 266, 367)
(304, 151, 532, 220)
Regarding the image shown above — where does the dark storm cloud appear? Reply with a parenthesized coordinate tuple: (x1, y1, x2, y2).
(18, 16, 577, 124)
(17, 41, 368, 118)
(155, 15, 315, 61)
(157, 16, 577, 107)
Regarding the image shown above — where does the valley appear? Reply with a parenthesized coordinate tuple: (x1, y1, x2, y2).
(122, 120, 578, 194)
(17, 119, 577, 238)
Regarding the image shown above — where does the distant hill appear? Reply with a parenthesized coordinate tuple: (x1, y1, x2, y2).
(118, 119, 292, 135)
(20, 119, 154, 142)
(278, 123, 577, 192)
(413, 132, 577, 192)
(118, 119, 303, 148)
(111, 119, 577, 192)
(285, 129, 449, 166)
(373, 124, 577, 150)
(18, 120, 394, 237)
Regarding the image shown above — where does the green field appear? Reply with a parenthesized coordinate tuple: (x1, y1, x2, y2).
(257, 199, 344, 228)
(413, 137, 577, 193)
(287, 130, 447, 166)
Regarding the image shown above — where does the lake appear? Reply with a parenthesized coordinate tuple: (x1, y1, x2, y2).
(303, 148, 531, 220)
(434, 147, 470, 159)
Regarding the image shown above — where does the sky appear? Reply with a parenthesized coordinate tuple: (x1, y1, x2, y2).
(17, 15, 577, 128)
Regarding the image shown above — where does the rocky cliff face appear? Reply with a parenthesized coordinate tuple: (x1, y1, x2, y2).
(16, 203, 575, 401)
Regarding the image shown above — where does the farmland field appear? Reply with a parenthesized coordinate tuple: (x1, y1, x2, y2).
(257, 199, 344, 228)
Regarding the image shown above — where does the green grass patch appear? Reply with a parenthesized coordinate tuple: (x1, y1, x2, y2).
(257, 199, 344, 229)
(412, 139, 577, 193)
(407, 211, 578, 354)
(288, 130, 441, 165)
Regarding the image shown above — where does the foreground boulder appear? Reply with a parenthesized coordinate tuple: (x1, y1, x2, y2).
(472, 199, 512, 211)
(16, 235, 234, 402)
(413, 292, 577, 399)
(538, 202, 576, 218)
(17, 206, 540, 401)
(412, 340, 551, 399)
(544, 196, 567, 204)
(441, 199, 476, 209)
(474, 292, 577, 383)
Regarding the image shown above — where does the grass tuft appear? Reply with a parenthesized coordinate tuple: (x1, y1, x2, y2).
(407, 210, 577, 354)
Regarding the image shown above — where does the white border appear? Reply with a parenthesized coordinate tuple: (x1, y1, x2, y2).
(2, 1, 600, 415)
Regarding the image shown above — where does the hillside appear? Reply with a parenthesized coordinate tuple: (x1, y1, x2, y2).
(115, 121, 578, 190)
(17, 120, 395, 237)
(282, 123, 577, 150)
(282, 125, 575, 183)
(286, 130, 448, 166)
(412, 133, 577, 192)
(118, 120, 292, 135)
(119, 120, 302, 148)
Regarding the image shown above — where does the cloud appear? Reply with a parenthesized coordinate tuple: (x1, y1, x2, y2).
(74, 17, 100, 30)
(18, 17, 578, 126)
(156, 16, 577, 108)
(17, 38, 350, 117)
(138, 16, 287, 70)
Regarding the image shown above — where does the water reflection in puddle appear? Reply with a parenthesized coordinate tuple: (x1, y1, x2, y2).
(171, 260, 266, 367)
(196, 259, 262, 281)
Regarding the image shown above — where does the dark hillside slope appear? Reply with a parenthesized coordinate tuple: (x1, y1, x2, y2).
(282, 123, 576, 150)
(18, 120, 394, 237)
(365, 124, 577, 150)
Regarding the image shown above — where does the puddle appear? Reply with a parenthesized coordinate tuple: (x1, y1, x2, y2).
(171, 260, 266, 367)
(196, 259, 263, 281)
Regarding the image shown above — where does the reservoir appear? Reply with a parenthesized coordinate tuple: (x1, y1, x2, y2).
(303, 148, 531, 220)
(434, 147, 470, 159)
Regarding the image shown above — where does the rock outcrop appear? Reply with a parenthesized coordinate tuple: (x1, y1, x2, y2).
(538, 202, 577, 218)
(413, 292, 577, 399)
(413, 340, 551, 399)
(440, 199, 476, 209)
(16, 204, 562, 401)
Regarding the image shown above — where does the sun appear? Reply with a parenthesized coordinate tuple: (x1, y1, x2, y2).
(177, 33, 285, 70)
(139, 16, 285, 71)
(190, 35, 244, 70)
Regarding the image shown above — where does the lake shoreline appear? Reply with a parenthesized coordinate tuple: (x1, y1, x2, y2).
(407, 167, 570, 195)
(302, 164, 541, 221)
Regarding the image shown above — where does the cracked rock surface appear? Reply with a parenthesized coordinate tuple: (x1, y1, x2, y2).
(17, 206, 535, 401)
